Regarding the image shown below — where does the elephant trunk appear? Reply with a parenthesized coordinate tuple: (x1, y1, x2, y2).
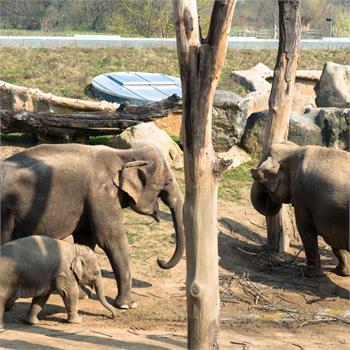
(94, 275, 117, 317)
(157, 182, 185, 269)
(250, 181, 282, 217)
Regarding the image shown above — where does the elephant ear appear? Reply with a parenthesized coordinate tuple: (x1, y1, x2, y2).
(251, 157, 281, 193)
(113, 160, 149, 204)
(71, 256, 85, 282)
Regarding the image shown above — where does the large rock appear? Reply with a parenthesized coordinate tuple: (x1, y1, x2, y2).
(315, 62, 350, 108)
(312, 107, 349, 150)
(107, 122, 183, 169)
(240, 110, 322, 156)
(212, 91, 247, 152)
(231, 63, 319, 115)
(217, 145, 251, 171)
(212, 90, 269, 152)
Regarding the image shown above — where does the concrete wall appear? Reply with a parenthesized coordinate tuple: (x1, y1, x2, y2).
(0, 35, 349, 50)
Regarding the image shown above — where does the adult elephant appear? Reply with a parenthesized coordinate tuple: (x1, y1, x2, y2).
(0, 143, 185, 309)
(250, 141, 350, 277)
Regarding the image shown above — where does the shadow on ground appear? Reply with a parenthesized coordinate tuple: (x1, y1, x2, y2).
(218, 217, 350, 301)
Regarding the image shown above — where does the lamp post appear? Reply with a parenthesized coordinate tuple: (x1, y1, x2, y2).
(326, 17, 333, 37)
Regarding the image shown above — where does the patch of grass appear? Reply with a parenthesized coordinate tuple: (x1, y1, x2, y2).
(170, 135, 182, 149)
(1, 47, 349, 100)
(0, 133, 37, 146)
(88, 135, 114, 145)
(219, 159, 256, 203)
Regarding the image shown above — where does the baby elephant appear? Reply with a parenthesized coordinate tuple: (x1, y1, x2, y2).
(0, 236, 117, 329)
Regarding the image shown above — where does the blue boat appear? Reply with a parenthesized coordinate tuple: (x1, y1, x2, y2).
(92, 72, 182, 105)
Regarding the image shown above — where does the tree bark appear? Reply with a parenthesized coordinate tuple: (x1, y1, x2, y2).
(263, 0, 301, 252)
(0, 95, 182, 142)
(172, 1, 236, 349)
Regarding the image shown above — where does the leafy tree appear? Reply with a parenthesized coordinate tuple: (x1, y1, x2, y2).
(108, 0, 175, 38)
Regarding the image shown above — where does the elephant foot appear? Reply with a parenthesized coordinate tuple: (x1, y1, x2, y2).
(303, 265, 324, 278)
(25, 315, 40, 325)
(334, 265, 350, 277)
(114, 297, 138, 310)
(67, 315, 82, 324)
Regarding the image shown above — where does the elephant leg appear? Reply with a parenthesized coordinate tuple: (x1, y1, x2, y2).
(25, 293, 50, 325)
(295, 208, 323, 277)
(0, 207, 14, 245)
(73, 230, 96, 300)
(98, 233, 137, 309)
(56, 279, 81, 324)
(332, 248, 350, 276)
(0, 295, 7, 330)
(87, 197, 137, 310)
(5, 297, 17, 311)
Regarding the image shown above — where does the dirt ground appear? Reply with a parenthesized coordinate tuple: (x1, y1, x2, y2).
(0, 144, 349, 350)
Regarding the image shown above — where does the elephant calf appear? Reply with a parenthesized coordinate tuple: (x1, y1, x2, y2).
(251, 142, 350, 277)
(0, 236, 116, 329)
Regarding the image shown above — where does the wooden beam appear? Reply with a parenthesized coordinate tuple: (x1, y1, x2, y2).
(0, 95, 182, 141)
(172, 1, 236, 348)
(263, 0, 301, 252)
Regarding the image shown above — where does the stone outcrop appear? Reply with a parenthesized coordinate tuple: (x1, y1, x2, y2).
(107, 122, 183, 169)
(240, 110, 323, 156)
(311, 107, 349, 150)
(241, 107, 349, 156)
(217, 145, 251, 171)
(231, 63, 321, 114)
(212, 90, 270, 152)
(315, 62, 350, 108)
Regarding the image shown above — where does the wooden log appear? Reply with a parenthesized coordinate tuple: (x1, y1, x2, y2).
(262, 0, 301, 252)
(0, 95, 182, 142)
(172, 1, 236, 349)
(0, 80, 119, 112)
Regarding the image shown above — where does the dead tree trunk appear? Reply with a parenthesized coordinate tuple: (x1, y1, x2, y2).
(0, 95, 181, 142)
(263, 0, 301, 252)
(172, 1, 236, 349)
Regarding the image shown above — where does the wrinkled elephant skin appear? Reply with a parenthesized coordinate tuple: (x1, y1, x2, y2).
(0, 144, 185, 309)
(250, 142, 350, 277)
(0, 236, 116, 329)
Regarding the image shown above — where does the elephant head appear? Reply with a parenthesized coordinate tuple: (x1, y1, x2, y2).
(113, 145, 185, 270)
(71, 246, 117, 317)
(250, 149, 292, 216)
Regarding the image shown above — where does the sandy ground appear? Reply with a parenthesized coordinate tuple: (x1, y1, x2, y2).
(0, 144, 349, 349)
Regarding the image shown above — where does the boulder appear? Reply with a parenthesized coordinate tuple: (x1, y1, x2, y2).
(212, 91, 247, 152)
(217, 145, 251, 171)
(212, 90, 269, 152)
(107, 122, 183, 169)
(315, 62, 350, 108)
(240, 110, 322, 156)
(231, 64, 319, 114)
(312, 107, 349, 150)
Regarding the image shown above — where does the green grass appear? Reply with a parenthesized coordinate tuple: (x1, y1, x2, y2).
(88, 135, 114, 145)
(1, 47, 349, 99)
(0, 133, 37, 146)
(218, 159, 256, 203)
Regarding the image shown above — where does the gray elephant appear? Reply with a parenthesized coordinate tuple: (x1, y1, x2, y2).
(0, 235, 116, 329)
(0, 143, 185, 309)
(250, 142, 350, 277)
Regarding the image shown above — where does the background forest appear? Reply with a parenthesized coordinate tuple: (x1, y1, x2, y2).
(0, 0, 350, 37)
